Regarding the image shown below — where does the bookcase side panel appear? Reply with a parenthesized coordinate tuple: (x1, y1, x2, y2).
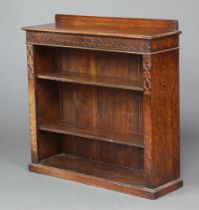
(143, 50, 180, 188)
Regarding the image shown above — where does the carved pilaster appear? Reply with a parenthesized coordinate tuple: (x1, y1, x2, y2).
(26, 44, 38, 162)
(143, 55, 152, 96)
(27, 44, 34, 79)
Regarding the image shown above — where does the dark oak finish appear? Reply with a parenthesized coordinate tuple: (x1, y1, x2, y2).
(37, 72, 143, 91)
(29, 161, 183, 199)
(23, 14, 182, 199)
(27, 44, 38, 163)
(23, 14, 180, 39)
(144, 50, 180, 188)
(39, 122, 144, 148)
(41, 154, 145, 186)
(62, 136, 144, 170)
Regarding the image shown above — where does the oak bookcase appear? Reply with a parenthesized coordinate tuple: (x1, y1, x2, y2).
(23, 14, 183, 199)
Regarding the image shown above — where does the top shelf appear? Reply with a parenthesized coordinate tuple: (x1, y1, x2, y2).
(22, 14, 181, 39)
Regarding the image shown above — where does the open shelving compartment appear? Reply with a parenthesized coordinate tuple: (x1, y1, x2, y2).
(23, 14, 183, 199)
(35, 45, 145, 188)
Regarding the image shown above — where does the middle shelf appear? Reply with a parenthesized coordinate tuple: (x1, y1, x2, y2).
(39, 122, 144, 148)
(37, 71, 143, 91)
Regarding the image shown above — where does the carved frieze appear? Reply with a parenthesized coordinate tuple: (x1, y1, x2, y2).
(27, 32, 151, 53)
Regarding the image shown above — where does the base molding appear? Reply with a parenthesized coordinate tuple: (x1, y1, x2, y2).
(29, 163, 183, 199)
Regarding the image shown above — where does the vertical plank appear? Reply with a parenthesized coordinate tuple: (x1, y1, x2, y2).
(143, 50, 180, 188)
(27, 44, 38, 163)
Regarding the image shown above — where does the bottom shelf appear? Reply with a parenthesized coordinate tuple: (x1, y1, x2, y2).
(41, 154, 145, 187)
(29, 154, 183, 199)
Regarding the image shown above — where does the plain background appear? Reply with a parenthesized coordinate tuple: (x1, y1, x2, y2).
(0, 0, 198, 209)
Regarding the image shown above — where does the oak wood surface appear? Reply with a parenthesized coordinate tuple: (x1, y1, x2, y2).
(23, 14, 180, 39)
(29, 161, 183, 199)
(62, 136, 144, 170)
(39, 122, 144, 148)
(144, 50, 180, 188)
(37, 72, 143, 91)
(61, 84, 143, 133)
(60, 48, 142, 82)
(38, 132, 61, 160)
(27, 44, 38, 163)
(36, 47, 143, 91)
(41, 154, 145, 186)
(55, 14, 178, 30)
(24, 14, 182, 199)
(26, 31, 151, 54)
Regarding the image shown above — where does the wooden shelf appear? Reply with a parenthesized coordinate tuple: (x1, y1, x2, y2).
(40, 154, 145, 187)
(37, 72, 143, 91)
(39, 122, 144, 148)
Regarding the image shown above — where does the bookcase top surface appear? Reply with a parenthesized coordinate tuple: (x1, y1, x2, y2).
(23, 14, 181, 39)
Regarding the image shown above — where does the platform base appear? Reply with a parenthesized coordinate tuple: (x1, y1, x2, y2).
(29, 163, 183, 199)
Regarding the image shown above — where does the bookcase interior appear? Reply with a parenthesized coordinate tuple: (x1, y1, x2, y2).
(35, 45, 145, 186)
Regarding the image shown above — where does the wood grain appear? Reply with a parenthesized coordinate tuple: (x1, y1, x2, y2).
(27, 44, 38, 163)
(144, 50, 180, 188)
(37, 72, 143, 91)
(38, 131, 62, 160)
(36, 47, 143, 91)
(41, 154, 145, 186)
(23, 15, 182, 199)
(61, 84, 143, 134)
(60, 48, 142, 80)
(55, 15, 178, 30)
(39, 122, 144, 148)
(29, 159, 183, 199)
(62, 136, 144, 170)
(26, 31, 151, 54)
(23, 14, 180, 39)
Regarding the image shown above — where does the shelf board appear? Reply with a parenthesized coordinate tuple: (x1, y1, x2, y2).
(39, 122, 144, 148)
(41, 154, 145, 187)
(37, 72, 143, 91)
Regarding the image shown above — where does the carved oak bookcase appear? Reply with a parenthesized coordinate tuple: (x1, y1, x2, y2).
(23, 14, 183, 199)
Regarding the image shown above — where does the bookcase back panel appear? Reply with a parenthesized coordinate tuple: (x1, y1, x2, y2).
(35, 46, 59, 74)
(62, 135, 144, 170)
(37, 80, 61, 124)
(61, 83, 143, 134)
(38, 131, 62, 160)
(36, 80, 144, 135)
(60, 48, 142, 81)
